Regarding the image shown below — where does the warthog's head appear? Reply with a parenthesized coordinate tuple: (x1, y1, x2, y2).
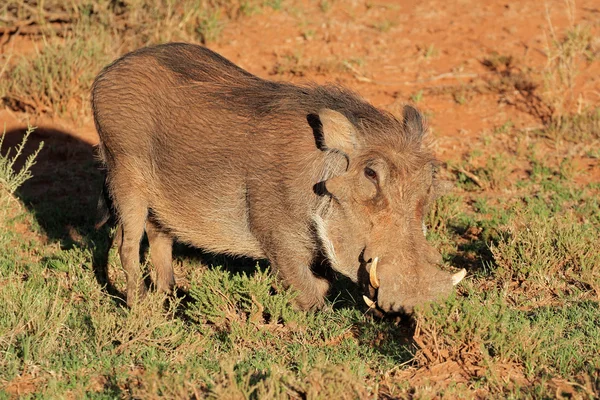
(315, 105, 465, 314)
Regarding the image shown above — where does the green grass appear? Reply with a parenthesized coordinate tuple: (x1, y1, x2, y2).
(414, 127, 600, 397)
(0, 117, 598, 398)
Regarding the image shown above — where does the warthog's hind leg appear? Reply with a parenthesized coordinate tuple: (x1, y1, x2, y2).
(146, 219, 175, 294)
(116, 196, 148, 307)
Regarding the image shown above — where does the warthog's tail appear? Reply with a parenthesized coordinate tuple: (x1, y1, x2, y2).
(94, 175, 124, 249)
(95, 175, 113, 230)
(94, 139, 116, 230)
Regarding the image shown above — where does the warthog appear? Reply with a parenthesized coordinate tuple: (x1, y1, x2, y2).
(92, 43, 465, 313)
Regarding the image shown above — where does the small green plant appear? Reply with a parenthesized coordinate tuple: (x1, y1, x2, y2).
(410, 90, 424, 104)
(345, 57, 365, 68)
(0, 126, 44, 194)
(372, 19, 395, 33)
(586, 147, 600, 159)
(264, 0, 283, 10)
(493, 120, 514, 135)
(239, 1, 260, 16)
(481, 52, 514, 72)
(319, 0, 331, 12)
(302, 28, 316, 40)
(272, 50, 307, 76)
(196, 10, 224, 44)
(452, 86, 471, 105)
(422, 44, 439, 59)
(479, 153, 513, 190)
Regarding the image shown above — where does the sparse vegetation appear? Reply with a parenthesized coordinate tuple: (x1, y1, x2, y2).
(544, 106, 600, 142)
(0, 0, 286, 118)
(543, 0, 598, 138)
(1, 25, 114, 118)
(0, 126, 43, 194)
(272, 50, 351, 77)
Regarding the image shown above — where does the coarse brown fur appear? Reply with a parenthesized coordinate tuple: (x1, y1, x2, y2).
(92, 42, 456, 312)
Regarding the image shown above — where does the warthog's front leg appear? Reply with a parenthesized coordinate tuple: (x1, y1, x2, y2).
(264, 235, 330, 310)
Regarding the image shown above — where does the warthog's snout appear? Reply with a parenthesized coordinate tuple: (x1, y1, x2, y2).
(361, 252, 467, 314)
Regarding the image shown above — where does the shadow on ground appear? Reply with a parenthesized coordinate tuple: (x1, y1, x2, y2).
(2, 126, 101, 246)
(1, 126, 122, 297)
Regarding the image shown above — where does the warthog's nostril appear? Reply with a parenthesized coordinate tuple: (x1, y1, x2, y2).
(452, 268, 467, 285)
(369, 256, 380, 289)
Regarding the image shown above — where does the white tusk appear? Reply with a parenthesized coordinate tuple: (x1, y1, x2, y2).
(452, 268, 467, 286)
(362, 295, 376, 309)
(369, 256, 380, 289)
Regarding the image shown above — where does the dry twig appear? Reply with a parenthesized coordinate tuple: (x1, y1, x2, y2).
(449, 165, 485, 188)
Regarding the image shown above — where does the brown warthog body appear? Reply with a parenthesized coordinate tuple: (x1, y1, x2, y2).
(92, 43, 464, 312)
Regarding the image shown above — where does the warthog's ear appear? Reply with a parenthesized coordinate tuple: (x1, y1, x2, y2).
(403, 105, 425, 141)
(317, 109, 358, 155)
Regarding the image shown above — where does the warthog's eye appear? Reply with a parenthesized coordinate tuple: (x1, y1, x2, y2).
(364, 167, 378, 184)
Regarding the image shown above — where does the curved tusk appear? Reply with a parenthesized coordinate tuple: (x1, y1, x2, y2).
(362, 295, 376, 309)
(369, 256, 380, 289)
(452, 268, 467, 286)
